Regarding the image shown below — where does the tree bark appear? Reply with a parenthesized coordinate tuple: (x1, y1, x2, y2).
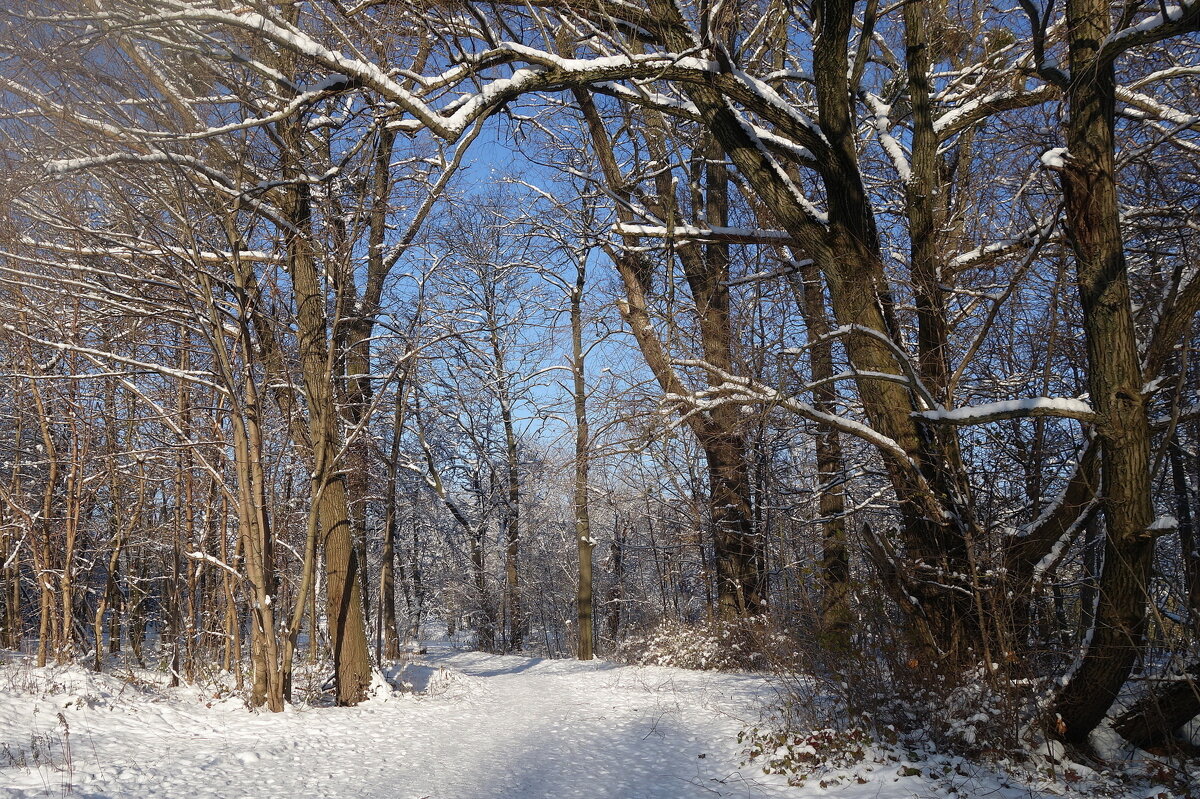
(634, 0, 980, 652)
(279, 116, 372, 706)
(494, 328, 523, 652)
(1113, 664, 1200, 750)
(571, 255, 595, 660)
(789, 263, 851, 650)
(1049, 0, 1156, 743)
(379, 380, 405, 662)
(1170, 443, 1200, 634)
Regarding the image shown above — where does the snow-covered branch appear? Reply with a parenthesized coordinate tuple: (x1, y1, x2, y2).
(916, 398, 1096, 426)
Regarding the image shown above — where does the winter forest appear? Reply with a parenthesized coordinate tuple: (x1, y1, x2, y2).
(0, 0, 1199, 796)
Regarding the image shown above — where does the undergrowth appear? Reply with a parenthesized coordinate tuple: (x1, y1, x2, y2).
(619, 617, 786, 671)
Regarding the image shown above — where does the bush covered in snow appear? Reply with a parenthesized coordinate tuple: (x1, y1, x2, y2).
(618, 618, 775, 671)
(739, 723, 882, 787)
(750, 645, 1200, 799)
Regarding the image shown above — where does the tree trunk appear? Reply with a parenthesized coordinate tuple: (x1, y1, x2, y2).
(127, 546, 148, 668)
(1049, 0, 1156, 744)
(1, 527, 19, 650)
(379, 372, 407, 662)
(488, 318, 523, 652)
(1171, 443, 1200, 634)
(280, 118, 372, 706)
(1113, 664, 1200, 750)
(471, 519, 495, 652)
(789, 263, 851, 650)
(571, 257, 595, 660)
(693, 135, 765, 620)
(637, 0, 979, 653)
(407, 513, 424, 644)
(606, 520, 624, 645)
(29, 374, 59, 667)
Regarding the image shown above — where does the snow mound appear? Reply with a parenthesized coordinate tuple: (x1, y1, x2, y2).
(383, 660, 476, 699)
(0, 660, 162, 712)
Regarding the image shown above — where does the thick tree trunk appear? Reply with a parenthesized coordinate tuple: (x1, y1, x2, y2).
(693, 135, 765, 620)
(1113, 664, 1200, 750)
(280, 121, 372, 707)
(1049, 0, 1156, 744)
(902, 0, 979, 558)
(812, 0, 977, 655)
(334, 128, 397, 639)
(703, 433, 763, 618)
(636, 0, 978, 653)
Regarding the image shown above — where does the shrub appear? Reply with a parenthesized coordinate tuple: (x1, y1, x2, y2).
(620, 618, 773, 671)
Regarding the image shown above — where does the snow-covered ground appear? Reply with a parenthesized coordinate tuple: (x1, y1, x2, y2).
(0, 647, 1187, 798)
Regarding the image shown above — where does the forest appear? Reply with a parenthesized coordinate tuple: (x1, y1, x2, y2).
(0, 0, 1198, 784)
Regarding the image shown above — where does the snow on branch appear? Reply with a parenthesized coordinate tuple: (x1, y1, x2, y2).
(19, 237, 282, 265)
(43, 150, 289, 229)
(1030, 497, 1099, 586)
(1, 324, 231, 395)
(186, 551, 242, 580)
(1116, 86, 1200, 133)
(948, 215, 1057, 270)
(613, 223, 794, 245)
(917, 397, 1096, 426)
(817, 325, 938, 411)
(592, 82, 817, 164)
(1100, 1, 1200, 60)
(863, 94, 912, 183)
(725, 259, 813, 287)
(933, 84, 1057, 140)
(126, 5, 749, 143)
(665, 360, 914, 464)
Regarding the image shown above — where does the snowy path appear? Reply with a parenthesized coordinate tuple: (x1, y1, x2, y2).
(1, 649, 807, 799)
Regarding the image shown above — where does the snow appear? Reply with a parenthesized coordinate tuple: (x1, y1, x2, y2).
(1040, 148, 1069, 169)
(614, 223, 793, 243)
(1104, 3, 1194, 47)
(918, 397, 1095, 424)
(0, 648, 793, 799)
(863, 94, 912, 183)
(948, 217, 1056, 270)
(0, 647, 1186, 799)
(306, 74, 351, 92)
(729, 65, 822, 138)
(1030, 501, 1096, 585)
